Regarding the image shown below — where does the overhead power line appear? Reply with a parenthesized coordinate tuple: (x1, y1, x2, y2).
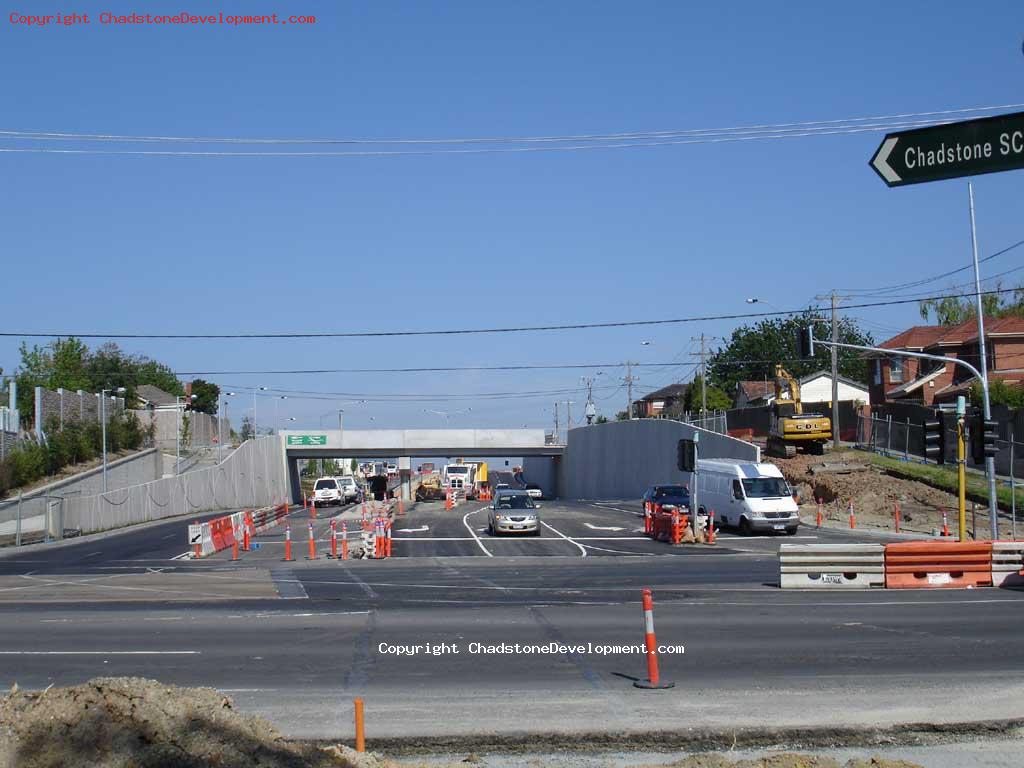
(3, 103, 1019, 146)
(2, 104, 1023, 158)
(0, 287, 1016, 341)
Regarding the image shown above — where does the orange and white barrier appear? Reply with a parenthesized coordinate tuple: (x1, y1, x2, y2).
(633, 588, 674, 689)
(885, 541, 992, 589)
(283, 524, 294, 562)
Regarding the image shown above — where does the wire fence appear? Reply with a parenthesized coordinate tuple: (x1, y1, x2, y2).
(678, 410, 729, 435)
(856, 413, 1024, 478)
(0, 437, 287, 544)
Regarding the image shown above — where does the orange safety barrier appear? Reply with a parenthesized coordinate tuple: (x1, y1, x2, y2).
(884, 541, 993, 589)
(816, 498, 823, 529)
(306, 521, 317, 560)
(941, 509, 951, 538)
(633, 588, 674, 689)
(648, 505, 689, 545)
(893, 502, 900, 534)
(848, 501, 856, 529)
(330, 519, 338, 559)
(707, 510, 716, 544)
(341, 521, 349, 560)
(192, 519, 201, 559)
(445, 490, 453, 511)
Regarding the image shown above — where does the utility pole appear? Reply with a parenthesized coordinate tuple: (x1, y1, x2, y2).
(623, 362, 639, 419)
(554, 401, 560, 442)
(581, 377, 598, 424)
(689, 335, 721, 419)
(564, 401, 575, 434)
(814, 290, 851, 451)
(968, 183, 999, 539)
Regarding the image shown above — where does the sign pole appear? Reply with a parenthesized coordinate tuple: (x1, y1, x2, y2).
(968, 183, 999, 540)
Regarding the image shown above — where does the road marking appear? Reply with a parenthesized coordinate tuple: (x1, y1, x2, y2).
(161, 534, 175, 540)
(396, 526, 429, 533)
(540, 521, 587, 557)
(170, 552, 193, 561)
(462, 506, 493, 557)
(0, 650, 199, 655)
(337, 561, 379, 599)
(583, 523, 625, 532)
(84, 551, 103, 558)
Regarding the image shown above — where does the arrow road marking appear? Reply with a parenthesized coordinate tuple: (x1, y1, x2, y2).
(871, 136, 901, 183)
(583, 523, 625, 532)
(396, 526, 429, 533)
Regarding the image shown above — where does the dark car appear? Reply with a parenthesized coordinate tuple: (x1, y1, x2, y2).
(641, 484, 691, 511)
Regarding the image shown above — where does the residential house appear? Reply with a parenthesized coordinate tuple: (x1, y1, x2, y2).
(866, 317, 1024, 405)
(135, 384, 180, 411)
(634, 383, 688, 418)
(735, 372, 868, 408)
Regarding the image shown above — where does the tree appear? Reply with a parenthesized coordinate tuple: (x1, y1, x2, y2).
(239, 415, 255, 441)
(615, 410, 629, 421)
(971, 379, 1024, 409)
(350, 458, 359, 473)
(188, 379, 220, 415)
(16, 338, 92, 417)
(707, 310, 873, 398)
(595, 415, 609, 424)
(919, 283, 1024, 325)
(681, 375, 731, 414)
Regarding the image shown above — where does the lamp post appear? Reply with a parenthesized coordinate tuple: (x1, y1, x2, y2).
(275, 395, 288, 434)
(175, 393, 197, 475)
(101, 387, 127, 493)
(219, 391, 236, 463)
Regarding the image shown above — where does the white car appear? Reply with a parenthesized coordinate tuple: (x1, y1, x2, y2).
(334, 476, 359, 503)
(312, 477, 344, 507)
(524, 484, 544, 500)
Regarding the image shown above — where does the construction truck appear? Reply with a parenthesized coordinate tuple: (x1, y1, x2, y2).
(443, 461, 478, 499)
(467, 461, 489, 498)
(766, 365, 831, 458)
(415, 473, 446, 501)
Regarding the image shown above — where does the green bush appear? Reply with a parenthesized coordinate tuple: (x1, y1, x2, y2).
(0, 412, 146, 498)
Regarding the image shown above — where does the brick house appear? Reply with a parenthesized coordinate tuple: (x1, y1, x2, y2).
(634, 383, 688, 418)
(866, 317, 1024, 406)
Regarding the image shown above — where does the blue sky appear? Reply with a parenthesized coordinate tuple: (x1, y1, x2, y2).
(2, 1, 1023, 433)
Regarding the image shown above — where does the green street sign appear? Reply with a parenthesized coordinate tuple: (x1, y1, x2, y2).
(286, 434, 327, 446)
(870, 111, 1024, 187)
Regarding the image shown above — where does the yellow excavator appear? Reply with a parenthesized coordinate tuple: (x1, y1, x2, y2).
(766, 365, 831, 458)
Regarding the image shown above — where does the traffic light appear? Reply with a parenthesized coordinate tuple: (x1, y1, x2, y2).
(971, 415, 999, 463)
(923, 418, 944, 464)
(796, 327, 815, 358)
(677, 439, 696, 472)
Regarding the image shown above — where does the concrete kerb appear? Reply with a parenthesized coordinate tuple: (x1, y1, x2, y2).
(798, 513, 933, 541)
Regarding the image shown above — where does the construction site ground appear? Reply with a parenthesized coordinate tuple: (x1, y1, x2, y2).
(766, 447, 1020, 539)
(10, 676, 1018, 768)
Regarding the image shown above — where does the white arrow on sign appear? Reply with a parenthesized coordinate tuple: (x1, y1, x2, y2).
(396, 526, 429, 533)
(871, 136, 901, 184)
(584, 522, 625, 532)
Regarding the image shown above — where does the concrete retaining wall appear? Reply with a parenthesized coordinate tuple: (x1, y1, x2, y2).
(134, 410, 231, 451)
(561, 419, 760, 500)
(57, 437, 285, 536)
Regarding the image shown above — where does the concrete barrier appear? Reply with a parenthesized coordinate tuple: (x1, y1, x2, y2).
(780, 543, 885, 589)
(992, 542, 1024, 587)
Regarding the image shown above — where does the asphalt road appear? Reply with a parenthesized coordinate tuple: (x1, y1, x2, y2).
(1, 495, 1023, 743)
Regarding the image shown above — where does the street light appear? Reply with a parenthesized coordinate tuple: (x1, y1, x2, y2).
(175, 393, 197, 476)
(219, 391, 237, 463)
(101, 387, 127, 492)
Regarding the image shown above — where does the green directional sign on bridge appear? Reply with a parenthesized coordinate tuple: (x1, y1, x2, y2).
(286, 434, 327, 446)
(870, 111, 1024, 187)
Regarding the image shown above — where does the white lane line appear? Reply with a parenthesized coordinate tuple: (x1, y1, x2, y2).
(0, 650, 199, 655)
(462, 506, 493, 557)
(170, 552, 192, 561)
(540, 521, 587, 557)
(161, 534, 175, 540)
(84, 551, 103, 558)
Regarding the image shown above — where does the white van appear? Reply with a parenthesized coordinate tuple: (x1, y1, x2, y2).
(695, 459, 799, 536)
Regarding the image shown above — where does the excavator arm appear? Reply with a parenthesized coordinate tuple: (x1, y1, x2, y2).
(773, 365, 803, 415)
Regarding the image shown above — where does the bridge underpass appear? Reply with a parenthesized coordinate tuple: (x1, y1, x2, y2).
(279, 428, 564, 502)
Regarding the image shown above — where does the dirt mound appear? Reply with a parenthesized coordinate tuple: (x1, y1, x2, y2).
(0, 678, 388, 768)
(769, 451, 959, 534)
(647, 755, 921, 768)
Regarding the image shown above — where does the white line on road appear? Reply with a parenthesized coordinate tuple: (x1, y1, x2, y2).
(462, 506, 493, 557)
(540, 521, 587, 557)
(170, 552, 192, 561)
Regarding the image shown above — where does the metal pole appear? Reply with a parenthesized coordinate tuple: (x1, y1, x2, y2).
(175, 396, 181, 476)
(15, 491, 22, 547)
(101, 391, 108, 493)
(691, 432, 700, 535)
(700, 334, 708, 416)
(831, 291, 840, 449)
(1011, 427, 1016, 540)
(968, 183, 999, 539)
(218, 396, 223, 464)
(626, 362, 635, 420)
(957, 395, 967, 542)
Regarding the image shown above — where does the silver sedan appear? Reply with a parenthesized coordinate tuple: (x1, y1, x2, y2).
(488, 491, 541, 536)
